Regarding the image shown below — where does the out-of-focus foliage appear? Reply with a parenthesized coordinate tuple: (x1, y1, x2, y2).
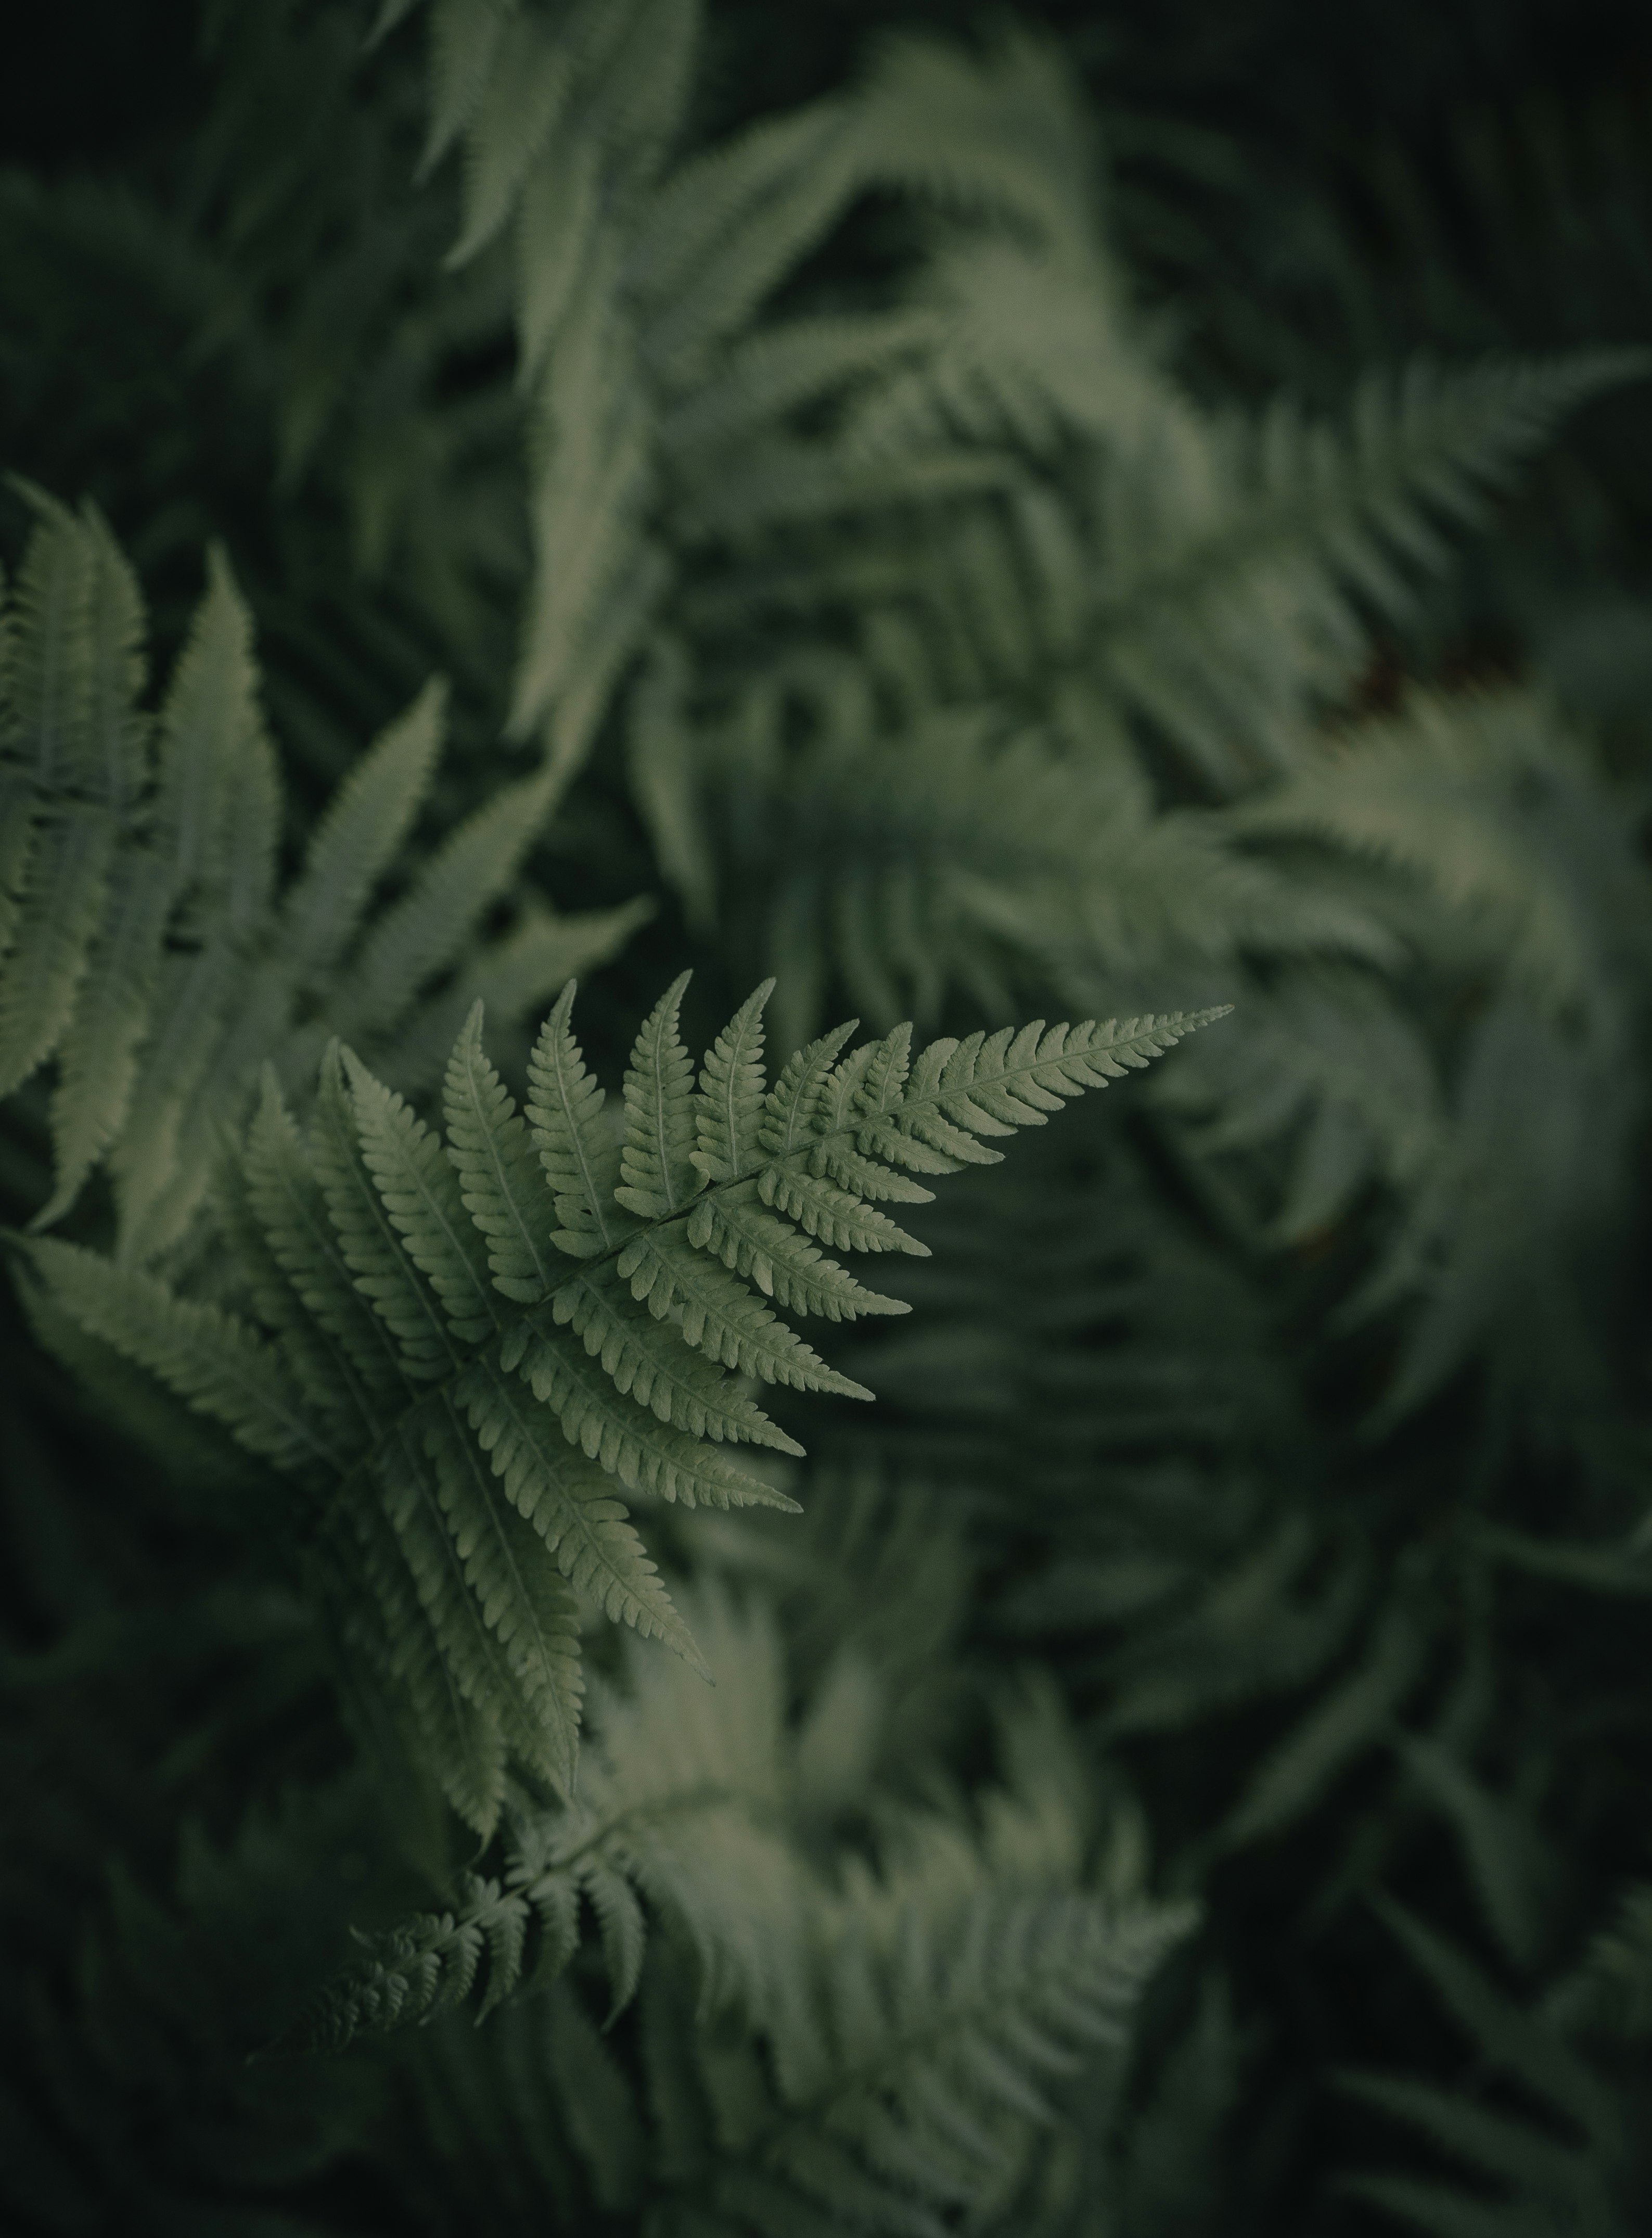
(5, 2, 1652, 2232)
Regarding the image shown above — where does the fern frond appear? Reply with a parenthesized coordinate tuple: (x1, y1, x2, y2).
(852, 26, 1099, 246)
(1151, 962, 1442, 1245)
(639, 105, 863, 390)
(281, 677, 447, 984)
(5, 480, 97, 792)
(0, 501, 646, 1243)
(445, 9, 574, 270)
(298, 1579, 798, 2050)
(31, 846, 173, 1229)
(755, 1165, 930, 1259)
(1236, 689, 1631, 1026)
(151, 543, 263, 903)
(665, 678, 1382, 1047)
(337, 759, 563, 1046)
(31, 975, 1219, 1817)
(23, 1237, 335, 1473)
(752, 1890, 1193, 2196)
(379, 1418, 556, 1765)
(343, 1484, 511, 1837)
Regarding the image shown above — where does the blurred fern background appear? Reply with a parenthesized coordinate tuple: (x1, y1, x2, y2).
(4, 2, 1652, 2233)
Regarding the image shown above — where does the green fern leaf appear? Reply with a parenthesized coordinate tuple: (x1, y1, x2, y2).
(526, 980, 631, 1259)
(583, 1860, 649, 2025)
(746, 1887, 1196, 2228)
(6, 482, 95, 791)
(25, 965, 1220, 1834)
(281, 677, 445, 983)
(685, 1192, 910, 1323)
(755, 1165, 929, 1258)
(0, 804, 115, 1098)
(150, 546, 262, 904)
(616, 1226, 875, 1400)
(214, 1150, 366, 1444)
(417, 0, 505, 177)
(344, 1047, 498, 1346)
(339, 760, 562, 1045)
(376, 1421, 552, 1805)
(0, 773, 37, 974)
(758, 1018, 862, 1163)
(425, 1400, 583, 1797)
(108, 937, 241, 1259)
(691, 977, 775, 1185)
(242, 1069, 408, 1417)
(473, 1878, 533, 2024)
(75, 499, 147, 810)
(298, 1577, 797, 2052)
(548, 1260, 805, 1453)
(457, 1355, 710, 1673)
(442, 998, 560, 1307)
(617, 970, 703, 1220)
(24, 1237, 335, 1472)
(516, 1321, 804, 1509)
(635, 103, 860, 383)
(514, 128, 603, 390)
(445, 10, 572, 269)
(311, 1044, 458, 1380)
(32, 847, 172, 1228)
(344, 1486, 509, 1838)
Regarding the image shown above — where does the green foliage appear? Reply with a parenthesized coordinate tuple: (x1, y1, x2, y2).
(20, 964, 1219, 1830)
(7, 4, 1652, 2234)
(304, 1573, 1193, 2236)
(1339, 1900, 1649, 2238)
(0, 490, 644, 1259)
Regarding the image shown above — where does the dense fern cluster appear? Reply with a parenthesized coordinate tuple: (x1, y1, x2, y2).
(0, 487, 641, 1257)
(6, 3, 1652, 2234)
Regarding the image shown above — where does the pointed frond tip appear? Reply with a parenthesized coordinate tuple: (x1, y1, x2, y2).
(25, 980, 1227, 1821)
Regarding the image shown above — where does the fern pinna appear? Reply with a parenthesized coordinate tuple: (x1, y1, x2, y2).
(24, 977, 1224, 1827)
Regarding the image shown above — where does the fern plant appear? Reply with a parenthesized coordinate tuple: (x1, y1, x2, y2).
(8, 6, 1652, 2233)
(17, 965, 1225, 1826)
(0, 487, 643, 1258)
(299, 1575, 1195, 2238)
